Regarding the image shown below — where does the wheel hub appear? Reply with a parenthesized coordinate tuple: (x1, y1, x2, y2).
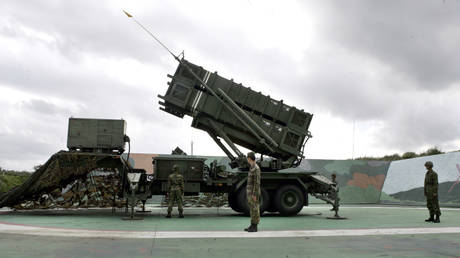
(283, 192, 298, 207)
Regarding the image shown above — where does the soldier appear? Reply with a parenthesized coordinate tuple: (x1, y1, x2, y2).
(166, 165, 185, 218)
(244, 152, 261, 232)
(330, 173, 340, 214)
(424, 161, 441, 223)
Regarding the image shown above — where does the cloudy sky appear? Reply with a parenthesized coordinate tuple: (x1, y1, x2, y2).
(1, 0, 459, 171)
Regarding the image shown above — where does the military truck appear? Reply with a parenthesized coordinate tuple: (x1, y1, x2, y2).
(0, 60, 339, 217)
(155, 59, 339, 216)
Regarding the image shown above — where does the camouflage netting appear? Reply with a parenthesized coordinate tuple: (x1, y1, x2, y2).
(0, 151, 124, 208)
(12, 171, 125, 209)
(0, 150, 230, 210)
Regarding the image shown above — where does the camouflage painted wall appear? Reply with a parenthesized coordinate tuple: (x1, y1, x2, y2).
(126, 151, 460, 207)
(299, 159, 391, 204)
(127, 153, 391, 204)
(381, 152, 460, 206)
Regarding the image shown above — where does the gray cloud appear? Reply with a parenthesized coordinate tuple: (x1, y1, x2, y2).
(379, 91, 460, 151)
(0, 0, 459, 170)
(19, 99, 70, 116)
(0, 132, 56, 160)
(309, 0, 460, 90)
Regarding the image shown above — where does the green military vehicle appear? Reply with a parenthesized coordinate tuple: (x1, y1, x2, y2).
(154, 59, 339, 216)
(0, 60, 339, 217)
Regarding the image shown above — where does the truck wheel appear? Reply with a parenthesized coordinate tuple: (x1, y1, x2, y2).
(274, 185, 305, 216)
(228, 191, 243, 213)
(266, 191, 278, 213)
(237, 187, 269, 216)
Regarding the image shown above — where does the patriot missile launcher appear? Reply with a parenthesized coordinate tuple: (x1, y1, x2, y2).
(158, 59, 341, 216)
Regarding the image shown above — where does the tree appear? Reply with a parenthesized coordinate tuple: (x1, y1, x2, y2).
(424, 147, 443, 156)
(402, 152, 417, 159)
(355, 147, 444, 161)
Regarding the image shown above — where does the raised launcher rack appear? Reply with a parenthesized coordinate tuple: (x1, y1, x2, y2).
(158, 59, 313, 170)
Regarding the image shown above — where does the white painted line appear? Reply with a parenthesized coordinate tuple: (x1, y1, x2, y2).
(132, 206, 460, 212)
(335, 206, 460, 211)
(127, 205, 460, 212)
(1, 223, 460, 239)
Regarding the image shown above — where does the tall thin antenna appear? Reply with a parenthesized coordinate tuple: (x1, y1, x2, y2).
(123, 10, 180, 62)
(352, 120, 356, 160)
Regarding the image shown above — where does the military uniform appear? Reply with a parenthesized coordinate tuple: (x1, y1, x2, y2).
(424, 161, 441, 223)
(167, 166, 185, 218)
(246, 162, 261, 225)
(330, 174, 340, 215)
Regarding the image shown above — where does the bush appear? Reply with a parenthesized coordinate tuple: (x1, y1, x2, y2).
(356, 147, 444, 161)
(423, 147, 443, 156)
(402, 152, 417, 159)
(0, 170, 31, 193)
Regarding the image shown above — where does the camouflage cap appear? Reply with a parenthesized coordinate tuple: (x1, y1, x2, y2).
(425, 161, 433, 167)
(172, 164, 179, 171)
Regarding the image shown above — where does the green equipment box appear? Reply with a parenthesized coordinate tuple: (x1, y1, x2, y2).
(67, 118, 127, 153)
(153, 155, 206, 193)
(153, 155, 206, 182)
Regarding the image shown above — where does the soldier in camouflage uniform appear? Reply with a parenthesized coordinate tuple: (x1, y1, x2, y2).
(166, 165, 185, 218)
(424, 161, 441, 223)
(330, 173, 340, 214)
(244, 152, 261, 232)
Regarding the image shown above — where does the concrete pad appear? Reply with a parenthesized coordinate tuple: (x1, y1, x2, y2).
(1, 205, 460, 258)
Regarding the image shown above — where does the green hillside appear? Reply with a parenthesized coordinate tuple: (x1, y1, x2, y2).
(0, 169, 31, 193)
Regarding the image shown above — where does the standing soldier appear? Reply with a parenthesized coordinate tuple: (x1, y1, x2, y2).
(330, 173, 340, 215)
(424, 161, 441, 223)
(166, 165, 185, 218)
(244, 152, 261, 232)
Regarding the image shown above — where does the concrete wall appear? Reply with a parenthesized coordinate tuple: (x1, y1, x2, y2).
(381, 152, 460, 206)
(127, 152, 460, 206)
(300, 159, 390, 204)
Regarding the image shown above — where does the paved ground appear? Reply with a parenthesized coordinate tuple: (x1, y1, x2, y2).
(1, 205, 460, 258)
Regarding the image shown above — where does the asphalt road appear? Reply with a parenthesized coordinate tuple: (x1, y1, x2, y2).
(1, 205, 460, 258)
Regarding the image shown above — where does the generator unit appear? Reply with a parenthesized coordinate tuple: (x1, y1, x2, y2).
(152, 155, 206, 194)
(67, 118, 128, 154)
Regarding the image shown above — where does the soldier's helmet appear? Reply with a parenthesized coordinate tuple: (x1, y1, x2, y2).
(172, 165, 179, 171)
(425, 161, 433, 167)
(247, 152, 256, 161)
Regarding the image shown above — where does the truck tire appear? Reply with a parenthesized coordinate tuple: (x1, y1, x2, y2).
(228, 191, 243, 213)
(266, 191, 278, 213)
(274, 185, 305, 216)
(237, 187, 270, 216)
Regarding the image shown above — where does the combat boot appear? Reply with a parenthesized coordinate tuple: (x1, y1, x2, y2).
(248, 223, 258, 232)
(165, 212, 172, 218)
(425, 216, 434, 222)
(244, 225, 251, 231)
(434, 215, 440, 223)
(179, 212, 184, 218)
